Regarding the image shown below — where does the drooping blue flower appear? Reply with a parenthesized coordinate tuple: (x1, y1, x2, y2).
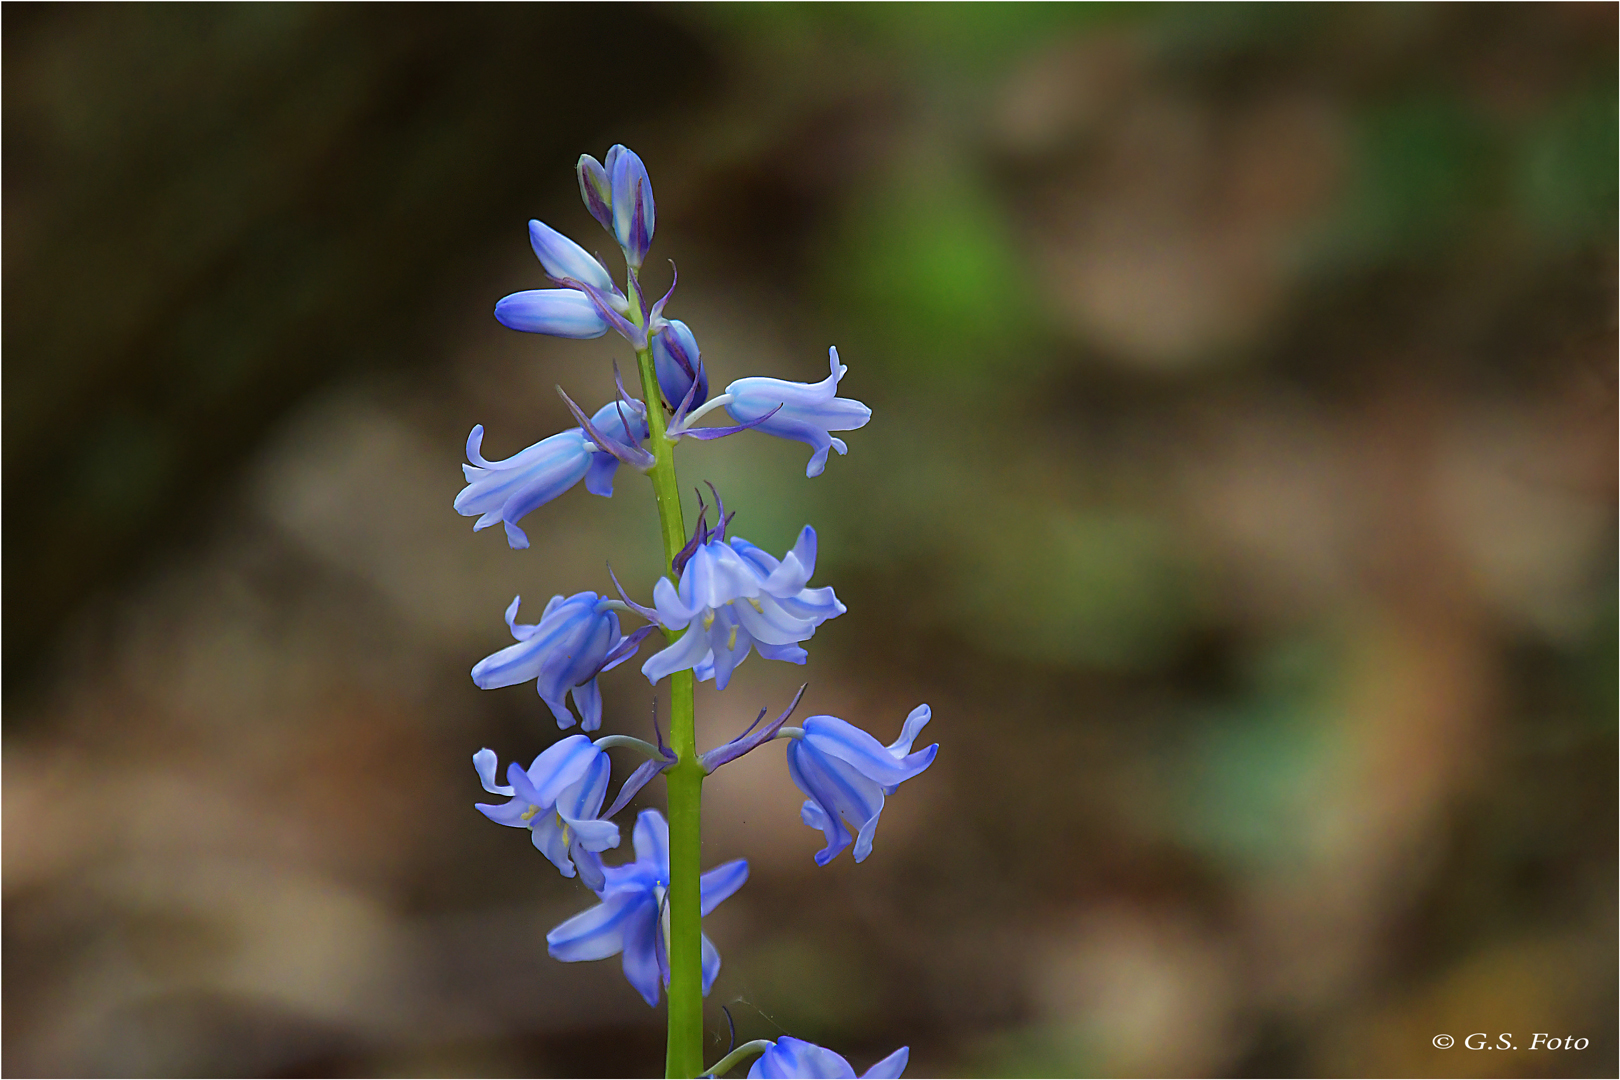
(622, 509, 845, 691)
(747, 1038, 909, 1079)
(473, 738, 620, 890)
(724, 347, 871, 477)
(546, 809, 747, 1007)
(651, 318, 708, 411)
(471, 592, 652, 731)
(455, 398, 649, 549)
(786, 706, 937, 865)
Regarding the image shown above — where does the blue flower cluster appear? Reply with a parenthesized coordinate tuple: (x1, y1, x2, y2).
(458, 144, 936, 1078)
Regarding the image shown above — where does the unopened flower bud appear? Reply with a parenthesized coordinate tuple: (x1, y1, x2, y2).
(608, 144, 656, 267)
(651, 319, 708, 410)
(576, 154, 614, 232)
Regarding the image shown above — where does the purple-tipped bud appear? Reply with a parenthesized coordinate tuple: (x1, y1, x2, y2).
(650, 319, 708, 410)
(576, 154, 614, 232)
(608, 144, 655, 268)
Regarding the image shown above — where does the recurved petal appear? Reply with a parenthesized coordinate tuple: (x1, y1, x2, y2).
(861, 1047, 911, 1079)
(801, 716, 937, 787)
(699, 859, 749, 916)
(473, 748, 515, 796)
(570, 678, 603, 732)
(651, 575, 696, 625)
(887, 705, 932, 756)
(494, 289, 610, 338)
(547, 890, 642, 961)
(640, 623, 713, 685)
(852, 803, 885, 863)
(470, 636, 545, 690)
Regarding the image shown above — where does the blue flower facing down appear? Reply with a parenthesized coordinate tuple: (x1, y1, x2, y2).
(651, 318, 708, 411)
(455, 398, 649, 550)
(748, 1038, 909, 1079)
(472, 592, 649, 731)
(629, 518, 845, 691)
(786, 706, 937, 865)
(547, 809, 747, 1007)
(474, 738, 619, 890)
(724, 347, 871, 477)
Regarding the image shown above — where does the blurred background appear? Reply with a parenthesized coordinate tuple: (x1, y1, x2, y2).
(4, 4, 1615, 1077)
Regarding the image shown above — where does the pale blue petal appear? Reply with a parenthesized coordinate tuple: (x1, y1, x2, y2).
(526, 735, 602, 806)
(528, 219, 614, 292)
(620, 894, 664, 1006)
(547, 890, 641, 961)
(494, 289, 610, 338)
(887, 705, 932, 756)
(802, 716, 937, 788)
(641, 622, 713, 685)
(860, 1047, 910, 1079)
(698, 859, 749, 916)
(632, 809, 671, 873)
(473, 748, 514, 796)
(531, 813, 576, 876)
(701, 932, 721, 995)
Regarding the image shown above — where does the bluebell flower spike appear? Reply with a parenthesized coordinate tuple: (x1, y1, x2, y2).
(747, 1038, 910, 1079)
(724, 347, 872, 477)
(786, 705, 937, 865)
(577, 153, 615, 232)
(556, 385, 655, 471)
(638, 523, 845, 690)
(546, 809, 745, 1007)
(471, 592, 630, 731)
(474, 738, 621, 890)
(699, 683, 807, 773)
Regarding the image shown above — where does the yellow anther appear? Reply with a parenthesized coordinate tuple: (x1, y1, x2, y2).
(748, 597, 764, 613)
(519, 804, 541, 822)
(727, 626, 738, 650)
(702, 611, 715, 631)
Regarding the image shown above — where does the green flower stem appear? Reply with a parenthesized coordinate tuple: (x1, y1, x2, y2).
(626, 277, 705, 1079)
(702, 1039, 774, 1078)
